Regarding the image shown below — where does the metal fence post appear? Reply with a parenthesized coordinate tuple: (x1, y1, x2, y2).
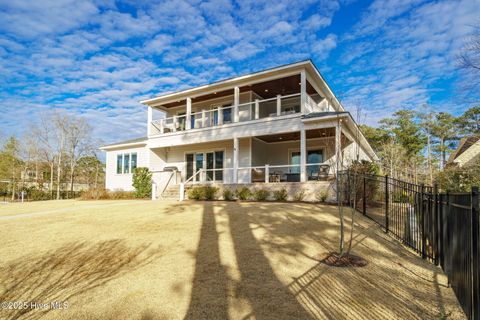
(439, 192, 444, 268)
(363, 175, 366, 215)
(421, 183, 427, 259)
(385, 175, 389, 233)
(433, 183, 439, 266)
(471, 186, 479, 320)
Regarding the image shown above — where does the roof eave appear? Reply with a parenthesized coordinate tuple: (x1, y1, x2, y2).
(139, 60, 312, 106)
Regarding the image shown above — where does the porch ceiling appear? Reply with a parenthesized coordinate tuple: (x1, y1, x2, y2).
(157, 75, 319, 109)
(256, 128, 336, 143)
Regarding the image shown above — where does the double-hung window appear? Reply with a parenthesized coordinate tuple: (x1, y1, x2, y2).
(116, 152, 137, 174)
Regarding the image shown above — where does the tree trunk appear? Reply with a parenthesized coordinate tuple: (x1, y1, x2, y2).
(11, 160, 15, 201)
(69, 161, 75, 196)
(441, 138, 446, 169)
(56, 152, 62, 200)
(50, 162, 54, 198)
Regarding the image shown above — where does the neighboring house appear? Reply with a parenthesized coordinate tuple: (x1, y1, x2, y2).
(100, 60, 377, 200)
(447, 135, 480, 168)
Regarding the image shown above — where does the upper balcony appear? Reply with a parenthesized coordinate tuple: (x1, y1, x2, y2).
(143, 63, 337, 138)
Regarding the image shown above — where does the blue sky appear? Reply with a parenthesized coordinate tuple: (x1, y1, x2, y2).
(0, 0, 479, 146)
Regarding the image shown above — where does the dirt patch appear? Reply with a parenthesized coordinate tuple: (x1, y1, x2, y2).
(319, 252, 368, 267)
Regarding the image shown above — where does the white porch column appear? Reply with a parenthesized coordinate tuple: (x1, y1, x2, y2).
(218, 106, 223, 125)
(186, 97, 192, 130)
(335, 120, 342, 172)
(300, 69, 306, 114)
(202, 110, 206, 128)
(173, 115, 177, 132)
(300, 128, 307, 182)
(233, 137, 239, 183)
(234, 86, 240, 122)
(276, 95, 281, 116)
(147, 106, 153, 136)
(254, 99, 259, 119)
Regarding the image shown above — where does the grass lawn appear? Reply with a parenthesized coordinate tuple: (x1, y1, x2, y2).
(0, 200, 466, 320)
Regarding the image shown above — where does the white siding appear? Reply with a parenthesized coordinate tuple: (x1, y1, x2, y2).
(105, 146, 149, 191)
(151, 138, 251, 184)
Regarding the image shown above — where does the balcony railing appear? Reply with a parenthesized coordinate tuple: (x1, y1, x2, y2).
(150, 93, 301, 135)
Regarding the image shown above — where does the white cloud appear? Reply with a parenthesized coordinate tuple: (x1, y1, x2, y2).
(0, 0, 98, 39)
(312, 34, 337, 59)
(337, 0, 480, 125)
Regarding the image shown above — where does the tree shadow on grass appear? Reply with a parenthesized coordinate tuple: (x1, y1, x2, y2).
(184, 202, 228, 320)
(0, 240, 162, 320)
(227, 206, 313, 320)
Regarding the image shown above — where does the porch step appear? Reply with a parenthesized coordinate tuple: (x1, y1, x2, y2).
(159, 185, 180, 200)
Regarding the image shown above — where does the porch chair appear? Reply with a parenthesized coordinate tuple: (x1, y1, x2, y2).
(251, 168, 265, 182)
(313, 164, 330, 180)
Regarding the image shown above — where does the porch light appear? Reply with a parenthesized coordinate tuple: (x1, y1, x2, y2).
(265, 89, 268, 92)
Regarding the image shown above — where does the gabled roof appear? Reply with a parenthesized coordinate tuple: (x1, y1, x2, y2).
(99, 137, 147, 150)
(448, 135, 480, 164)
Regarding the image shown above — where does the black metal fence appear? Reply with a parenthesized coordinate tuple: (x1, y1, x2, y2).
(338, 171, 479, 320)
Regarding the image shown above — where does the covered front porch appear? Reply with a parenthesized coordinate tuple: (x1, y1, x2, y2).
(150, 123, 354, 199)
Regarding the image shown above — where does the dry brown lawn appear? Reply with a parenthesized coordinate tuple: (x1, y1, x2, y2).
(0, 200, 466, 320)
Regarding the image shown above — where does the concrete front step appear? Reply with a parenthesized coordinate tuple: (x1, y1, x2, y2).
(159, 185, 181, 200)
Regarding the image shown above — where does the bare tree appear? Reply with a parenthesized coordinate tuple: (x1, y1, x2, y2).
(458, 23, 480, 101)
(66, 118, 93, 194)
(459, 24, 480, 72)
(33, 114, 57, 197)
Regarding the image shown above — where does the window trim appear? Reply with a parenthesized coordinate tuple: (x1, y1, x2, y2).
(116, 152, 138, 175)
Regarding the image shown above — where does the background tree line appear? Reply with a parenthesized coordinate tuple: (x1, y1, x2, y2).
(0, 111, 104, 200)
(360, 106, 479, 191)
(359, 24, 480, 191)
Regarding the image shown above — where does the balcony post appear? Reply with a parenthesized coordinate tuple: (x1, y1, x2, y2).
(335, 119, 342, 171)
(300, 69, 306, 114)
(265, 164, 270, 183)
(255, 99, 259, 119)
(202, 110, 206, 128)
(233, 137, 239, 183)
(218, 107, 223, 125)
(160, 119, 164, 134)
(300, 128, 307, 182)
(173, 115, 177, 132)
(186, 97, 192, 130)
(276, 95, 281, 116)
(147, 106, 153, 136)
(234, 86, 240, 122)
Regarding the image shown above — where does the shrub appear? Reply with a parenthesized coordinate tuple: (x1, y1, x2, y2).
(132, 167, 152, 198)
(203, 186, 218, 200)
(222, 189, 235, 201)
(80, 189, 136, 200)
(26, 187, 51, 201)
(293, 190, 305, 201)
(273, 188, 288, 201)
(392, 190, 412, 203)
(253, 189, 270, 201)
(236, 186, 251, 200)
(348, 160, 380, 175)
(187, 186, 203, 200)
(187, 186, 218, 200)
(110, 190, 136, 200)
(316, 190, 328, 202)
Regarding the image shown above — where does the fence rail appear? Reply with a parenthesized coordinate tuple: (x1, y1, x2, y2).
(338, 171, 479, 320)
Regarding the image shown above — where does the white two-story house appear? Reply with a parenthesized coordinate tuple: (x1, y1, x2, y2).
(100, 60, 377, 200)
